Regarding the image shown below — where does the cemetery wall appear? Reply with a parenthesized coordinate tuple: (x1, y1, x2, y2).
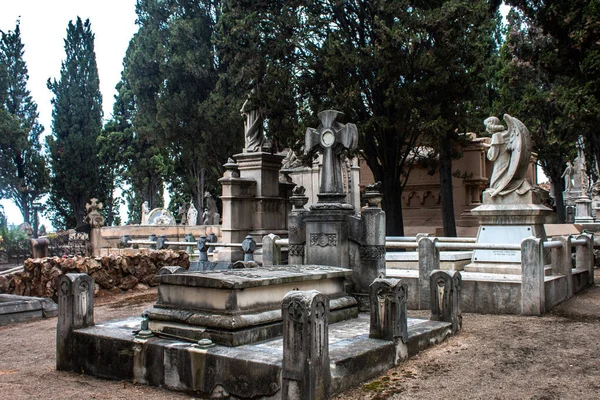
(0, 250, 189, 300)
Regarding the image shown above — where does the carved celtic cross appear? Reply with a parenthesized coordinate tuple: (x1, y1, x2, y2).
(305, 110, 358, 203)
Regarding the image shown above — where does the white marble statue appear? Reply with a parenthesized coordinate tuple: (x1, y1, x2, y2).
(562, 161, 574, 192)
(141, 201, 150, 225)
(484, 114, 533, 197)
(187, 203, 198, 226)
(240, 90, 265, 153)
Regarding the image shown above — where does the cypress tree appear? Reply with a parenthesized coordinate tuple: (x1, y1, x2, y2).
(46, 17, 104, 229)
(0, 21, 49, 232)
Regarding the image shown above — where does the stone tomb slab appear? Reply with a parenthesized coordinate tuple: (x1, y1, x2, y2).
(70, 313, 451, 398)
(0, 294, 58, 325)
(146, 265, 358, 346)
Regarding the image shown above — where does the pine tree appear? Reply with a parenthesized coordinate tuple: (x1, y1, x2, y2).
(46, 17, 104, 229)
(0, 21, 49, 231)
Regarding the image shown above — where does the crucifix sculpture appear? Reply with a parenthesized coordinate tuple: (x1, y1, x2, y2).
(305, 110, 358, 203)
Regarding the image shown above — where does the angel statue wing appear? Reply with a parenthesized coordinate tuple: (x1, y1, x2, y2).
(488, 114, 532, 197)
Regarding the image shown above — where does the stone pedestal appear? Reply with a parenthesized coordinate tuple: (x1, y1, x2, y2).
(467, 189, 555, 273)
(575, 196, 594, 224)
(218, 153, 288, 261)
(304, 206, 355, 269)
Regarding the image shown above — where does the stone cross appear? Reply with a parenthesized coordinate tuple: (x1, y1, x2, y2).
(305, 110, 358, 203)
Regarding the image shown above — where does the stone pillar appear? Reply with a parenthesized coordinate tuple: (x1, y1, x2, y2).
(282, 290, 330, 400)
(262, 233, 281, 266)
(288, 191, 309, 265)
(575, 233, 594, 285)
(551, 235, 572, 297)
(520, 237, 545, 316)
(57, 273, 94, 371)
(218, 159, 256, 262)
(369, 278, 408, 343)
(31, 238, 49, 259)
(430, 270, 462, 334)
(357, 206, 386, 293)
(418, 237, 440, 310)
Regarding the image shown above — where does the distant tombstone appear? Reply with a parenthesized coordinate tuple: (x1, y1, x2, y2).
(147, 208, 176, 225)
(85, 198, 104, 228)
(187, 203, 198, 226)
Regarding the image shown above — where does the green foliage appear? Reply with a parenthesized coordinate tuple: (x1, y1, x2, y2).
(46, 17, 105, 229)
(298, 0, 501, 234)
(0, 21, 49, 228)
(0, 226, 31, 259)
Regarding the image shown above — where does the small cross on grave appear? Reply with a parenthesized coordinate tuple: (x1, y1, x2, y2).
(315, 301, 326, 319)
(288, 301, 304, 321)
(305, 110, 358, 203)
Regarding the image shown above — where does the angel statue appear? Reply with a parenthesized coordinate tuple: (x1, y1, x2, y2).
(141, 201, 150, 225)
(240, 90, 265, 153)
(484, 114, 533, 197)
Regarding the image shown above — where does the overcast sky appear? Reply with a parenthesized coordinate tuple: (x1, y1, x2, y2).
(0, 0, 138, 227)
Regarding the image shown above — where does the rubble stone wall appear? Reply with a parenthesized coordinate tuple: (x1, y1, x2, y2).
(0, 250, 189, 300)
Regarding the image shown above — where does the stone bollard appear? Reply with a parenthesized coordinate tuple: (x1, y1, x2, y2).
(56, 273, 94, 371)
(369, 278, 408, 343)
(520, 237, 545, 316)
(184, 233, 195, 254)
(197, 236, 209, 261)
(156, 234, 168, 250)
(262, 233, 281, 266)
(430, 270, 462, 334)
(207, 232, 217, 254)
(282, 290, 330, 400)
(122, 234, 132, 248)
(575, 233, 594, 285)
(148, 233, 157, 249)
(241, 235, 257, 262)
(418, 237, 440, 310)
(551, 236, 572, 297)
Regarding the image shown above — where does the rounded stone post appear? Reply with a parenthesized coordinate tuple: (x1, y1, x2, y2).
(57, 273, 94, 371)
(288, 211, 307, 265)
(122, 234, 132, 248)
(358, 206, 386, 293)
(282, 290, 330, 400)
(430, 270, 462, 334)
(551, 236, 572, 297)
(262, 234, 281, 266)
(369, 278, 408, 343)
(197, 236, 209, 261)
(521, 237, 545, 316)
(418, 237, 440, 310)
(575, 233, 594, 285)
(156, 235, 168, 250)
(148, 233, 157, 250)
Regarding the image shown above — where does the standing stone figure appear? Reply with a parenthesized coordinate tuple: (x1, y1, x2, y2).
(240, 91, 265, 153)
(574, 136, 589, 193)
(484, 114, 533, 197)
(177, 203, 189, 225)
(187, 203, 198, 226)
(203, 192, 220, 225)
(141, 201, 150, 225)
(562, 161, 574, 192)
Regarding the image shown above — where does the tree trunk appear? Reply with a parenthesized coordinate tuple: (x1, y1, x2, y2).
(439, 134, 457, 237)
(551, 172, 565, 223)
(381, 174, 405, 237)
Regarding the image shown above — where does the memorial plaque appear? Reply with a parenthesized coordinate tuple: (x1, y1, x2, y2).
(472, 225, 533, 263)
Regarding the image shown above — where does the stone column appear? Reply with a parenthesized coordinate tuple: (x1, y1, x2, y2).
(357, 206, 386, 293)
(551, 235, 572, 298)
(418, 237, 440, 310)
(575, 233, 594, 285)
(262, 233, 281, 266)
(369, 278, 408, 343)
(56, 273, 94, 371)
(282, 290, 330, 400)
(218, 159, 256, 262)
(430, 270, 462, 334)
(520, 237, 545, 316)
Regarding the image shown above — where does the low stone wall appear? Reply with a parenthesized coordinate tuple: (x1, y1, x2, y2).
(0, 250, 189, 300)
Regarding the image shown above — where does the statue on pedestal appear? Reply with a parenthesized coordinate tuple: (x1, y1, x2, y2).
(484, 114, 533, 198)
(85, 198, 105, 228)
(240, 90, 265, 153)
